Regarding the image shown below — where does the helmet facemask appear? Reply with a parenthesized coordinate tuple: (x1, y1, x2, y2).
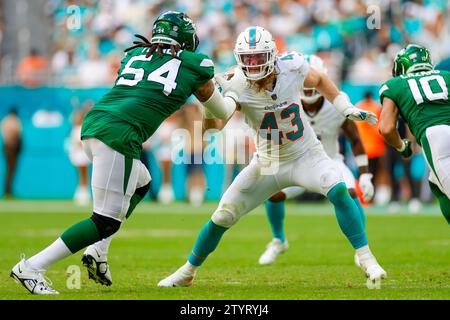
(300, 54, 327, 104)
(301, 87, 322, 104)
(235, 50, 276, 81)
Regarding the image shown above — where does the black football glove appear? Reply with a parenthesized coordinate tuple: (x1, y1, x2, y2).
(396, 139, 412, 158)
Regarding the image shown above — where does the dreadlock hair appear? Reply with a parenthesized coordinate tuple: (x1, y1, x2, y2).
(125, 34, 181, 59)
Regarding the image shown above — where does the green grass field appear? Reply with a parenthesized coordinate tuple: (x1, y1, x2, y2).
(1, 200, 449, 300)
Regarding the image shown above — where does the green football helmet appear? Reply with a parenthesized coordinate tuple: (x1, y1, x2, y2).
(151, 11, 199, 52)
(392, 44, 434, 77)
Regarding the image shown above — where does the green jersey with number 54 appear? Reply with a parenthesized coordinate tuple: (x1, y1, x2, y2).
(379, 69, 450, 145)
(81, 47, 214, 159)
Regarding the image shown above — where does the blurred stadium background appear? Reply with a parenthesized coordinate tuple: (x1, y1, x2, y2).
(0, 0, 449, 210)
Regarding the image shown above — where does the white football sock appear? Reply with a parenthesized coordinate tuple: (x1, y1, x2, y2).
(27, 238, 72, 271)
(355, 245, 374, 261)
(94, 236, 113, 255)
(181, 261, 198, 274)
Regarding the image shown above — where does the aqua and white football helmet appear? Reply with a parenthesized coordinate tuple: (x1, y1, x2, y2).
(234, 26, 278, 81)
(301, 54, 328, 104)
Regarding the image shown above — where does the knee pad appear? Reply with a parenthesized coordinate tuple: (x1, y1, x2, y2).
(91, 213, 121, 239)
(320, 169, 343, 194)
(212, 207, 238, 228)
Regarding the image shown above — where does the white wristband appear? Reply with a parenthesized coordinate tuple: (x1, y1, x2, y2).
(201, 87, 237, 120)
(332, 92, 352, 115)
(355, 154, 369, 167)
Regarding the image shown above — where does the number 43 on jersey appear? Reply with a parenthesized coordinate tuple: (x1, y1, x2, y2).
(259, 103, 304, 145)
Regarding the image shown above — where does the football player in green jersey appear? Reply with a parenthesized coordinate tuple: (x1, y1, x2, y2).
(378, 44, 450, 224)
(10, 11, 245, 294)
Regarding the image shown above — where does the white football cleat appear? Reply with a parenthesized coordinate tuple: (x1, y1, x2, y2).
(158, 265, 196, 287)
(356, 252, 387, 289)
(258, 238, 289, 265)
(10, 257, 59, 295)
(82, 245, 112, 286)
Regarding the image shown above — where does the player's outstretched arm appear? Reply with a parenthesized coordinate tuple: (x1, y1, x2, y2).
(195, 66, 247, 121)
(304, 68, 377, 125)
(194, 79, 237, 121)
(378, 97, 412, 158)
(342, 119, 374, 201)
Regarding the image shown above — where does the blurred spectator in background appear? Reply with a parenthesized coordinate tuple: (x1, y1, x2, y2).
(0, 0, 446, 87)
(181, 103, 205, 206)
(51, 48, 79, 86)
(77, 47, 111, 87)
(1, 107, 22, 198)
(141, 137, 158, 201)
(355, 92, 390, 205)
(387, 119, 423, 213)
(151, 113, 181, 204)
(221, 112, 254, 191)
(16, 48, 49, 87)
(67, 100, 93, 206)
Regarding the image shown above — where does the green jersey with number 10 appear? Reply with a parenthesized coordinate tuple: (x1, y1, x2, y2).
(81, 47, 214, 159)
(379, 69, 450, 145)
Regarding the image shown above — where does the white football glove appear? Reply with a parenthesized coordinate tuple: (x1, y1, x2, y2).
(214, 67, 247, 101)
(344, 108, 378, 125)
(359, 173, 374, 202)
(333, 93, 378, 125)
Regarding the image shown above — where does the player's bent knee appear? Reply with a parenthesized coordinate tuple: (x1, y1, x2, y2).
(320, 169, 343, 194)
(327, 182, 350, 206)
(211, 207, 238, 228)
(91, 212, 121, 239)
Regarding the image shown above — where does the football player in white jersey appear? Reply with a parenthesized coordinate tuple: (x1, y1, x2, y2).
(158, 26, 386, 289)
(259, 54, 375, 266)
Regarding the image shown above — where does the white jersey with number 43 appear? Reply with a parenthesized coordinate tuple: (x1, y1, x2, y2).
(238, 52, 320, 162)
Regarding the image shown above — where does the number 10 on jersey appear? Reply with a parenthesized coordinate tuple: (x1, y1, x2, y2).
(259, 103, 304, 145)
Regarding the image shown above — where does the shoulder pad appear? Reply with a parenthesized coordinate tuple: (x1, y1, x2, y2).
(277, 51, 308, 70)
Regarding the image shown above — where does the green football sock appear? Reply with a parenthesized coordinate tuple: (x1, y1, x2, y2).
(61, 218, 101, 253)
(188, 220, 228, 266)
(327, 183, 368, 249)
(429, 182, 450, 224)
(265, 199, 286, 242)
